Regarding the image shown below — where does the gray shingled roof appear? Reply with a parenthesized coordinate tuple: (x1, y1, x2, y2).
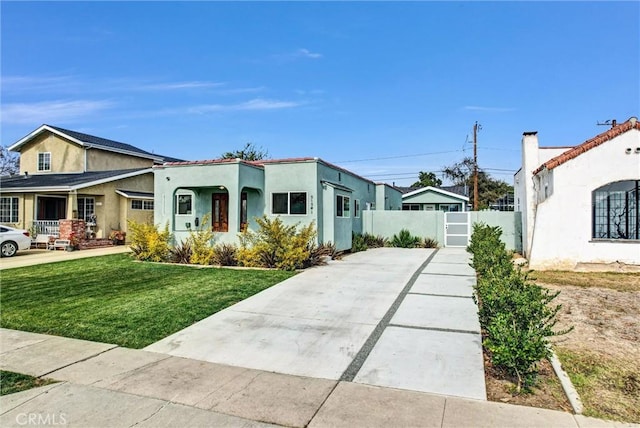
(46, 125, 184, 163)
(47, 125, 158, 158)
(0, 169, 150, 190)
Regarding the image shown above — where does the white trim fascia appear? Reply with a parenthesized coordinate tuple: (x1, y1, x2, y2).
(9, 125, 164, 162)
(402, 186, 470, 202)
(115, 189, 154, 200)
(1, 186, 72, 193)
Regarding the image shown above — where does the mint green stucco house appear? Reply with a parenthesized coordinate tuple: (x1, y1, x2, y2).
(401, 186, 469, 212)
(153, 157, 402, 251)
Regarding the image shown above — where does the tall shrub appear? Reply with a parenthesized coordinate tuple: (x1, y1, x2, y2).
(468, 223, 570, 391)
(127, 220, 172, 262)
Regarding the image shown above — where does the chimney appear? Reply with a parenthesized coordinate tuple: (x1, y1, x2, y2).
(521, 131, 540, 258)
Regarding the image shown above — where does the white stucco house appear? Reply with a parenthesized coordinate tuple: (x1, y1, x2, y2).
(514, 117, 640, 270)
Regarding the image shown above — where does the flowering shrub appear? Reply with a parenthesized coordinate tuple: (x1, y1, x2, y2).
(127, 220, 172, 262)
(237, 216, 317, 270)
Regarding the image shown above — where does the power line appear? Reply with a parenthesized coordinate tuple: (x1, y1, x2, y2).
(333, 149, 464, 164)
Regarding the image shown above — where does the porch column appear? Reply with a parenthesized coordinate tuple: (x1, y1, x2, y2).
(67, 190, 78, 219)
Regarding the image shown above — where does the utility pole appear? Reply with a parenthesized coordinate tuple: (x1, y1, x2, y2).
(473, 122, 480, 211)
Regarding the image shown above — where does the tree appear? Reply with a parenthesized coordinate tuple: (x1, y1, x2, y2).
(221, 143, 268, 161)
(411, 171, 442, 188)
(442, 157, 513, 210)
(0, 145, 19, 176)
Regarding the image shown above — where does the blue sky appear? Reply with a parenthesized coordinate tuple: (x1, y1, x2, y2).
(2, 1, 638, 186)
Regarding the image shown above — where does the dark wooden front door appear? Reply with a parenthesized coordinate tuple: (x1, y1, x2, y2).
(212, 193, 229, 232)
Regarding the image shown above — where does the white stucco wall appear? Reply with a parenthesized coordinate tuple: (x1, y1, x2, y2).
(528, 129, 640, 269)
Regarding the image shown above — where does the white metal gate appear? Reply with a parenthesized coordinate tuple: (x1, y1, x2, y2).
(444, 212, 470, 247)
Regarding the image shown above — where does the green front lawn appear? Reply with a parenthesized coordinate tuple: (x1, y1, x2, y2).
(0, 254, 295, 348)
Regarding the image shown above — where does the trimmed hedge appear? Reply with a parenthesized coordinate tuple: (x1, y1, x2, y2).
(468, 223, 570, 392)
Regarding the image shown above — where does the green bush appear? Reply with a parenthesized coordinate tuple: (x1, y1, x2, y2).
(237, 216, 317, 271)
(351, 233, 368, 252)
(127, 220, 172, 262)
(468, 223, 570, 392)
(362, 233, 388, 248)
(390, 229, 421, 248)
(420, 237, 439, 248)
(186, 214, 216, 265)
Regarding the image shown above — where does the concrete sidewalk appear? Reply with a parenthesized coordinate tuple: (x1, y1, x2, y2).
(0, 329, 631, 428)
(0, 245, 131, 270)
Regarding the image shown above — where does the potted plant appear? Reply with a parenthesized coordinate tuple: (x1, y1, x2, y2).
(109, 230, 126, 245)
(67, 232, 80, 251)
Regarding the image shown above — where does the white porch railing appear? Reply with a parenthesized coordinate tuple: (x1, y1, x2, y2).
(31, 220, 60, 237)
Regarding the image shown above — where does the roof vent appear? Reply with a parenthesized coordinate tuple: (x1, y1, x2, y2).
(24, 171, 29, 179)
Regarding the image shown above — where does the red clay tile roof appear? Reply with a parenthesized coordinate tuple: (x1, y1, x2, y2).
(533, 117, 640, 174)
(157, 156, 380, 185)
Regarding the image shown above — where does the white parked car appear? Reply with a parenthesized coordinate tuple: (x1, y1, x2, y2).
(0, 225, 31, 257)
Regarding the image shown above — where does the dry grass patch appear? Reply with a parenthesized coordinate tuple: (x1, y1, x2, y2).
(531, 270, 640, 292)
(556, 348, 640, 423)
(533, 270, 640, 423)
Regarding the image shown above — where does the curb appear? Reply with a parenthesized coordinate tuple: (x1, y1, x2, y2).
(548, 349, 583, 414)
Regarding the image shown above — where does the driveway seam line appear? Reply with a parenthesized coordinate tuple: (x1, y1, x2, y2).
(387, 324, 480, 336)
(407, 292, 472, 299)
(338, 249, 440, 382)
(420, 272, 474, 277)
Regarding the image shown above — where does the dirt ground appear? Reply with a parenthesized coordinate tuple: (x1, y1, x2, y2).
(543, 282, 640, 361)
(484, 273, 640, 419)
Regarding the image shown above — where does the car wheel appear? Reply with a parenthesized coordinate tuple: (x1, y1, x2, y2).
(1, 241, 18, 257)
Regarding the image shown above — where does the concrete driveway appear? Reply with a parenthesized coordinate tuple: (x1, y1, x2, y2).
(146, 247, 486, 400)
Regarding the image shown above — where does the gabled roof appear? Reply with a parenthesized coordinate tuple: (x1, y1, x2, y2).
(533, 117, 640, 174)
(0, 169, 152, 193)
(397, 184, 468, 196)
(402, 186, 470, 201)
(8, 125, 182, 163)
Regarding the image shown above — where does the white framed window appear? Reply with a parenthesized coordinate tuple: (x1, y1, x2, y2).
(336, 195, 351, 218)
(77, 197, 95, 222)
(131, 200, 154, 210)
(38, 152, 51, 172)
(355, 199, 360, 218)
(176, 193, 193, 215)
(271, 192, 307, 215)
(0, 197, 19, 223)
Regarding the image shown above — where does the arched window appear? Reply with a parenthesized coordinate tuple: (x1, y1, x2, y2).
(592, 180, 639, 240)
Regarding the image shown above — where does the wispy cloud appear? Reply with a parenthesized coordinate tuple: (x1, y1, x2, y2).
(268, 48, 324, 63)
(295, 48, 323, 59)
(1, 100, 115, 124)
(187, 98, 302, 114)
(1, 75, 76, 93)
(136, 81, 226, 91)
(463, 105, 516, 113)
